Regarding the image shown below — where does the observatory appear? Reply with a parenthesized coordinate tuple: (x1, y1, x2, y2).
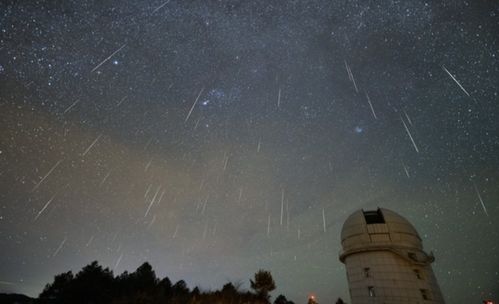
(339, 208, 445, 304)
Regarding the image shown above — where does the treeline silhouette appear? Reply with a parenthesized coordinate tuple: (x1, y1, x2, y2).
(36, 261, 294, 304)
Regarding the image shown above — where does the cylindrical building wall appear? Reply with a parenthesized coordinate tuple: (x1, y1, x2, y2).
(339, 208, 445, 304)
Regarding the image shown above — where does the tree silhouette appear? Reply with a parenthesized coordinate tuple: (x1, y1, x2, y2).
(34, 261, 289, 304)
(40, 261, 114, 304)
(171, 280, 190, 304)
(39, 271, 74, 303)
(112, 262, 161, 303)
(274, 294, 290, 304)
(219, 282, 237, 303)
(131, 262, 158, 290)
(72, 261, 114, 303)
(157, 276, 172, 299)
(250, 269, 276, 302)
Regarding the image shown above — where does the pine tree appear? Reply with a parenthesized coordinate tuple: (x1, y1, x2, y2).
(250, 270, 276, 303)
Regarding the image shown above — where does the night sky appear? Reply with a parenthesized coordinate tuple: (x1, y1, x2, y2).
(1, 1, 498, 303)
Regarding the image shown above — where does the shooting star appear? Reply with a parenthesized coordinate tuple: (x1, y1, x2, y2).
(85, 235, 94, 247)
(365, 92, 377, 119)
(34, 192, 58, 221)
(32, 159, 63, 192)
(442, 65, 471, 97)
(63, 99, 80, 114)
(52, 237, 67, 258)
(201, 194, 209, 215)
(117, 96, 127, 106)
(99, 170, 112, 187)
(148, 214, 157, 229)
(473, 183, 489, 217)
(156, 190, 166, 206)
(152, 0, 171, 14)
(402, 162, 410, 178)
(82, 134, 102, 156)
(401, 116, 419, 153)
(277, 87, 282, 108)
(113, 253, 123, 271)
(144, 184, 152, 198)
(144, 186, 160, 217)
(145, 158, 152, 171)
(184, 88, 204, 123)
(91, 44, 126, 73)
(223, 153, 229, 171)
(345, 60, 359, 93)
(403, 109, 413, 126)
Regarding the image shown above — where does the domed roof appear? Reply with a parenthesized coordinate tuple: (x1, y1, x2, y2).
(340, 208, 422, 252)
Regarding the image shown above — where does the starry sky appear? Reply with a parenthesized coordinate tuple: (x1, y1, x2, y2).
(1, 1, 498, 303)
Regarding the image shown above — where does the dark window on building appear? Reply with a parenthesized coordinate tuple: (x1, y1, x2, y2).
(368, 286, 375, 297)
(414, 269, 422, 279)
(420, 289, 431, 300)
(363, 209, 385, 224)
(364, 267, 371, 278)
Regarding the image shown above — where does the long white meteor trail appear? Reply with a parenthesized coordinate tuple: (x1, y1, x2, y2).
(403, 110, 413, 125)
(113, 253, 123, 271)
(34, 193, 57, 221)
(32, 159, 63, 192)
(184, 88, 204, 123)
(442, 65, 471, 97)
(473, 183, 489, 217)
(144, 186, 161, 217)
(402, 162, 410, 178)
(63, 99, 80, 114)
(401, 116, 419, 153)
(365, 92, 377, 119)
(52, 237, 67, 257)
(152, 0, 171, 13)
(91, 44, 126, 73)
(82, 134, 102, 156)
(345, 60, 359, 93)
(277, 87, 281, 108)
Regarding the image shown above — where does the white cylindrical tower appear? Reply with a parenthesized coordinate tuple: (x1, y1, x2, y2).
(339, 208, 445, 304)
